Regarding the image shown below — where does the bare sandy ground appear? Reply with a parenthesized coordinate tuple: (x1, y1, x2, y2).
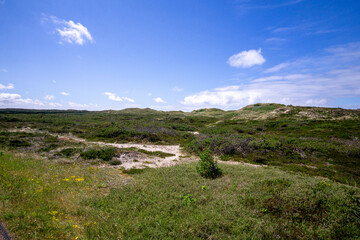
(9, 127, 264, 169)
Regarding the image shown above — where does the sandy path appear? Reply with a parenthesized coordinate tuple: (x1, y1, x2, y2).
(9, 127, 263, 169)
(10, 127, 192, 169)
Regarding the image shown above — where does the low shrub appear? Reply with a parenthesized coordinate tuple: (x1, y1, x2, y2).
(196, 149, 222, 179)
(56, 148, 80, 157)
(80, 148, 116, 161)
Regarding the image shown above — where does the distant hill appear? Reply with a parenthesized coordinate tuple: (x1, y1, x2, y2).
(233, 103, 360, 120)
(0, 103, 359, 120)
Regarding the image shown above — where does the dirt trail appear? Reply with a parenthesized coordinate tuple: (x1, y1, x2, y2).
(0, 222, 11, 240)
(10, 127, 195, 169)
(9, 127, 263, 169)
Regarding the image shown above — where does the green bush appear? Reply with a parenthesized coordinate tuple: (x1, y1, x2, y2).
(80, 148, 116, 161)
(196, 149, 222, 179)
(56, 148, 80, 157)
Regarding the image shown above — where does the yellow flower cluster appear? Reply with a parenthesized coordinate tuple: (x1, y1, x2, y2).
(48, 211, 58, 216)
(62, 176, 84, 182)
(319, 180, 331, 186)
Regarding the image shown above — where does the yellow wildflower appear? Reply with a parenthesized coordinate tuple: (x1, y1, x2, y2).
(48, 211, 58, 215)
(73, 225, 78, 228)
(75, 177, 84, 182)
(62, 178, 70, 181)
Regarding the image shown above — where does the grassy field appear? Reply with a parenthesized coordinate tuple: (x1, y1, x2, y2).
(1, 152, 359, 239)
(0, 104, 359, 239)
(1, 104, 358, 185)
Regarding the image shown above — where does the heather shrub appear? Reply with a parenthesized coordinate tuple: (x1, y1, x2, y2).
(196, 149, 222, 179)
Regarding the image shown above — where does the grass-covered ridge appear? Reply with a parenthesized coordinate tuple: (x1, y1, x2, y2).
(0, 104, 359, 186)
(1, 153, 359, 239)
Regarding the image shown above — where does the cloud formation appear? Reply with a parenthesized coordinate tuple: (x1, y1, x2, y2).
(44, 95, 55, 100)
(61, 91, 70, 96)
(0, 93, 44, 107)
(183, 42, 360, 109)
(104, 92, 135, 102)
(68, 102, 98, 109)
(264, 63, 289, 73)
(227, 49, 265, 68)
(154, 97, 166, 103)
(49, 16, 93, 45)
(0, 83, 14, 90)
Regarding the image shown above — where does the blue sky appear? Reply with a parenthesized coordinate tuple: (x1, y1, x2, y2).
(1, 0, 360, 110)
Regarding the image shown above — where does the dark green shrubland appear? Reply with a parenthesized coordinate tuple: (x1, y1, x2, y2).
(196, 149, 223, 179)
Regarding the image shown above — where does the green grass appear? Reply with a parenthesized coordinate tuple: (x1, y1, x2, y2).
(0, 152, 127, 239)
(137, 149, 175, 158)
(1, 152, 359, 239)
(0, 106, 359, 186)
(120, 147, 175, 158)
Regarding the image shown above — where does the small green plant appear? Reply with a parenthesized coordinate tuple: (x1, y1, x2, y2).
(196, 149, 223, 179)
(180, 194, 197, 206)
(201, 185, 209, 190)
(109, 159, 122, 165)
(80, 148, 116, 161)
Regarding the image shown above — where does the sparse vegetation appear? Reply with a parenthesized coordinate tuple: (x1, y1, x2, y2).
(0, 104, 359, 238)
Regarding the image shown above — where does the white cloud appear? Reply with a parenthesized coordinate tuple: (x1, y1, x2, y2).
(0, 93, 44, 107)
(105, 92, 135, 102)
(105, 92, 122, 102)
(227, 49, 265, 68)
(50, 16, 93, 45)
(68, 102, 87, 108)
(181, 76, 329, 108)
(264, 63, 290, 73)
(148, 92, 152, 96)
(182, 42, 360, 109)
(122, 97, 135, 103)
(272, 26, 298, 33)
(325, 42, 360, 59)
(61, 91, 70, 96)
(172, 86, 184, 92)
(238, 0, 304, 11)
(44, 95, 55, 100)
(68, 102, 98, 109)
(154, 97, 166, 103)
(305, 99, 327, 105)
(252, 74, 310, 83)
(0, 83, 14, 90)
(265, 38, 286, 42)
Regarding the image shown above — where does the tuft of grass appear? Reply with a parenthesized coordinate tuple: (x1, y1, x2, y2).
(137, 149, 175, 158)
(121, 147, 175, 158)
